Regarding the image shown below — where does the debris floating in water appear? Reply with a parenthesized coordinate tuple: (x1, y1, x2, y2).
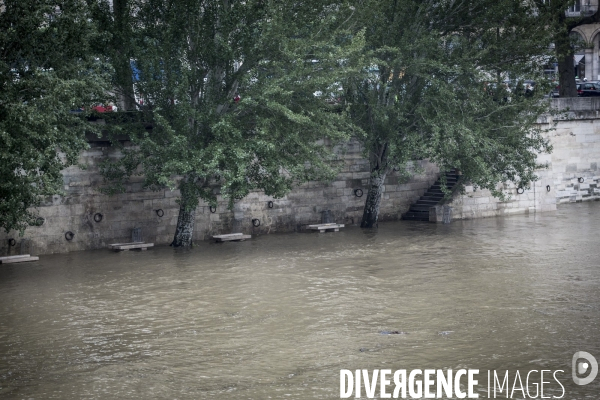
(379, 330, 408, 335)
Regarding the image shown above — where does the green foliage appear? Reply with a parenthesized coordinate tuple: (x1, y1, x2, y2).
(100, 0, 360, 210)
(0, 0, 112, 233)
(343, 0, 553, 201)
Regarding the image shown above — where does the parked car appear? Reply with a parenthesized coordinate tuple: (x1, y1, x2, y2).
(577, 82, 600, 96)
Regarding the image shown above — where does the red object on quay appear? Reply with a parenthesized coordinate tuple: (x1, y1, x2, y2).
(92, 104, 117, 113)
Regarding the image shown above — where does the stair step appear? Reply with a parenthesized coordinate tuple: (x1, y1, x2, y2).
(403, 210, 429, 215)
(415, 205, 439, 210)
(431, 184, 455, 190)
(402, 214, 430, 221)
(419, 196, 443, 201)
(416, 199, 439, 204)
(415, 202, 440, 207)
(411, 205, 433, 212)
(405, 209, 428, 214)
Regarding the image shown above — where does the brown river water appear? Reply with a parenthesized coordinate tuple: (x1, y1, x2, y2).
(1, 202, 600, 399)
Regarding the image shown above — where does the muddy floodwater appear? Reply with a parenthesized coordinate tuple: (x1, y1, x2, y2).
(1, 202, 600, 399)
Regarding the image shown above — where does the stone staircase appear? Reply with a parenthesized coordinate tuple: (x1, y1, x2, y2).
(401, 170, 460, 221)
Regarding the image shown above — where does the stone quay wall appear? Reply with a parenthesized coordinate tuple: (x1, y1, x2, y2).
(448, 98, 600, 220)
(0, 140, 440, 255)
(3, 98, 600, 255)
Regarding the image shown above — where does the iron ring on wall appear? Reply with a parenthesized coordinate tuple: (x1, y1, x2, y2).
(578, 177, 584, 183)
(35, 217, 45, 226)
(65, 231, 75, 241)
(252, 218, 261, 227)
(516, 187, 525, 194)
(155, 209, 164, 217)
(209, 206, 217, 213)
(268, 201, 274, 209)
(93, 213, 103, 222)
(546, 185, 551, 192)
(8, 238, 16, 247)
(354, 188, 363, 197)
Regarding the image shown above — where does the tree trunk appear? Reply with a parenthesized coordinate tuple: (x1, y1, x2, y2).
(113, 0, 136, 110)
(556, 18, 578, 97)
(171, 198, 196, 247)
(360, 170, 387, 228)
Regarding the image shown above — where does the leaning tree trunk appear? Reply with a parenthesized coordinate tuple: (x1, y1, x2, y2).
(171, 197, 196, 247)
(360, 170, 387, 228)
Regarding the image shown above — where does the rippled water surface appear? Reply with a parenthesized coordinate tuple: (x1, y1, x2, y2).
(1, 202, 600, 399)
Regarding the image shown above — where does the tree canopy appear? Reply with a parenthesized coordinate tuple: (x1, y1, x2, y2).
(339, 0, 554, 226)
(0, 0, 111, 233)
(2, 0, 560, 237)
(99, 0, 361, 245)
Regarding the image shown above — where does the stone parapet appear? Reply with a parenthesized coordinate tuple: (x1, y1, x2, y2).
(551, 97, 600, 112)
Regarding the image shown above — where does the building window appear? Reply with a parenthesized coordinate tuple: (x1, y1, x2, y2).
(568, 0, 582, 13)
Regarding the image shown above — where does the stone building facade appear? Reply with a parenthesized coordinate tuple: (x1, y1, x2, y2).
(569, 1, 600, 80)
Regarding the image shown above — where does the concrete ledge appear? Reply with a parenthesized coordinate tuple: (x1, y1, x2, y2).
(307, 223, 344, 232)
(213, 233, 251, 242)
(551, 97, 600, 112)
(0, 254, 39, 264)
(109, 242, 154, 251)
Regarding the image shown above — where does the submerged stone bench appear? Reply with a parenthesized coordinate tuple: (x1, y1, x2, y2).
(212, 233, 251, 242)
(308, 223, 345, 233)
(109, 242, 154, 251)
(0, 254, 40, 264)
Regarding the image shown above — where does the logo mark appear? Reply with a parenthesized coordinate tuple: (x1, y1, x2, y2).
(572, 351, 598, 385)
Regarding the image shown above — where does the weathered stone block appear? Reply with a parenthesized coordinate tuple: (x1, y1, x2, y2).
(165, 190, 181, 198)
(566, 164, 578, 172)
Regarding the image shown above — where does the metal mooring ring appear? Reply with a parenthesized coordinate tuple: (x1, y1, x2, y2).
(546, 185, 551, 192)
(354, 188, 363, 197)
(155, 209, 164, 217)
(268, 201, 274, 209)
(578, 177, 584, 183)
(65, 231, 75, 241)
(517, 187, 525, 194)
(8, 238, 16, 247)
(35, 217, 45, 226)
(252, 218, 261, 227)
(209, 206, 217, 213)
(93, 213, 103, 222)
